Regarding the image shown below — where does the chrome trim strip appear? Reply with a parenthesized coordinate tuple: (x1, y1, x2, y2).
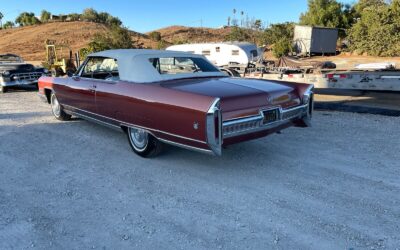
(223, 115, 262, 127)
(224, 119, 289, 138)
(68, 110, 122, 131)
(302, 84, 314, 126)
(62, 104, 207, 144)
(206, 98, 222, 156)
(158, 138, 214, 155)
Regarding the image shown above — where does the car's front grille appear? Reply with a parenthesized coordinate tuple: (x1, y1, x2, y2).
(11, 72, 43, 81)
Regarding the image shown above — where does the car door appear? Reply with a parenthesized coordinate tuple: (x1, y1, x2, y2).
(59, 57, 102, 114)
(91, 57, 122, 125)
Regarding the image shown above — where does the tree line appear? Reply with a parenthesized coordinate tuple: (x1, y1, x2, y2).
(0, 8, 122, 29)
(225, 0, 400, 57)
(2, 1, 400, 57)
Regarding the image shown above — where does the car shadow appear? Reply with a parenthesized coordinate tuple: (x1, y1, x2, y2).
(1, 117, 286, 173)
(4, 85, 39, 93)
(315, 90, 400, 116)
(0, 111, 50, 120)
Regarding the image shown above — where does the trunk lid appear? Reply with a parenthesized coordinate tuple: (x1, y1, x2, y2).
(160, 77, 301, 117)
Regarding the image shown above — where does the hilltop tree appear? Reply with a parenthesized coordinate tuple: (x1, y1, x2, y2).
(225, 26, 250, 42)
(86, 25, 133, 53)
(106, 16, 122, 26)
(15, 12, 40, 26)
(232, 9, 238, 26)
(67, 13, 80, 21)
(149, 31, 161, 42)
(0, 11, 3, 28)
(3, 21, 15, 29)
(254, 19, 262, 30)
(81, 8, 98, 22)
(40, 10, 51, 22)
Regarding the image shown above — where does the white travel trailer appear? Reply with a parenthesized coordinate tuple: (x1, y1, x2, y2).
(166, 42, 264, 69)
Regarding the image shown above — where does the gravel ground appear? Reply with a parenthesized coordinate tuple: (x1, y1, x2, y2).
(1, 91, 399, 250)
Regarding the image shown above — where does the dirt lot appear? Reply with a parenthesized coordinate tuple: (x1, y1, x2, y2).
(1, 91, 399, 249)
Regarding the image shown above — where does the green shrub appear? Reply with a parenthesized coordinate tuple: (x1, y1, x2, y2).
(149, 31, 162, 42)
(272, 38, 293, 58)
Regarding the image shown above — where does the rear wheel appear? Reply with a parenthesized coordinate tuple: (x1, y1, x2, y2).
(127, 127, 162, 157)
(50, 92, 71, 121)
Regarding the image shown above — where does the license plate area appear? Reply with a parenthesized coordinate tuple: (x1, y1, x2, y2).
(262, 108, 279, 124)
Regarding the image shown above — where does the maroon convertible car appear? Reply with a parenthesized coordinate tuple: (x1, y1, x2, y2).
(38, 49, 313, 157)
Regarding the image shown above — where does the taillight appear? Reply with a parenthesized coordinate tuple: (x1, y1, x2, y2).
(326, 74, 347, 79)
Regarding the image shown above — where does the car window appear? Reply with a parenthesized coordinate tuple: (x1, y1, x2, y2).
(250, 50, 258, 57)
(0, 55, 23, 63)
(149, 57, 219, 75)
(81, 57, 119, 81)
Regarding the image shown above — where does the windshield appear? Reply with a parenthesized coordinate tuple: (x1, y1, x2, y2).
(0, 55, 23, 64)
(149, 57, 219, 75)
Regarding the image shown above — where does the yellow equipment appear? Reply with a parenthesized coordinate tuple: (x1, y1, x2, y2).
(45, 39, 77, 76)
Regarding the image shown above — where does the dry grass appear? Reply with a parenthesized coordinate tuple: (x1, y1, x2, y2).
(0, 22, 109, 61)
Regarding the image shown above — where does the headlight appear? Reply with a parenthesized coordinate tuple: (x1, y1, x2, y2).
(2, 71, 10, 76)
(43, 68, 49, 74)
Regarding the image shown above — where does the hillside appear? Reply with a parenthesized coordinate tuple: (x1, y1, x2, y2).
(0, 21, 156, 62)
(148, 25, 231, 44)
(0, 22, 231, 63)
(0, 22, 109, 62)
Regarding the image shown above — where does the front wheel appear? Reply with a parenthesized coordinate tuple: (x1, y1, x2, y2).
(127, 127, 162, 157)
(50, 92, 71, 121)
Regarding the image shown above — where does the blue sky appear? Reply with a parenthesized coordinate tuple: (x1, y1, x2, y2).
(1, 0, 355, 32)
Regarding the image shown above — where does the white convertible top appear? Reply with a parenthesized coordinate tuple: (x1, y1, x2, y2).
(88, 49, 225, 83)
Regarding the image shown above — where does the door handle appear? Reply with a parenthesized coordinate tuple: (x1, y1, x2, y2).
(90, 85, 97, 92)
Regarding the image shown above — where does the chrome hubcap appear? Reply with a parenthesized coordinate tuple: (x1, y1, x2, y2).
(129, 128, 149, 152)
(51, 94, 61, 117)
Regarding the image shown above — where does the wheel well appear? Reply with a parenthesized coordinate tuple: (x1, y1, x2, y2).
(120, 125, 128, 133)
(44, 89, 52, 104)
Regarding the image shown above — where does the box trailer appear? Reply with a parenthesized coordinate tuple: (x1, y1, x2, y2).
(294, 25, 338, 56)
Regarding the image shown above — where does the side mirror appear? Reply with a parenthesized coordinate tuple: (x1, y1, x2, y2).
(67, 71, 75, 77)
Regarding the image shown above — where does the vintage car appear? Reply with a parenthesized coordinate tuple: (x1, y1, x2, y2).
(38, 49, 313, 157)
(0, 54, 49, 93)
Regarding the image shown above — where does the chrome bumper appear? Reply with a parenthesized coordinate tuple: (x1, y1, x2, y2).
(206, 86, 314, 156)
(223, 102, 311, 138)
(0, 72, 43, 87)
(0, 79, 39, 87)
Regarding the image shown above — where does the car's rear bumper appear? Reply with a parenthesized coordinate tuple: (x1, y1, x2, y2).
(206, 90, 314, 156)
(222, 103, 311, 139)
